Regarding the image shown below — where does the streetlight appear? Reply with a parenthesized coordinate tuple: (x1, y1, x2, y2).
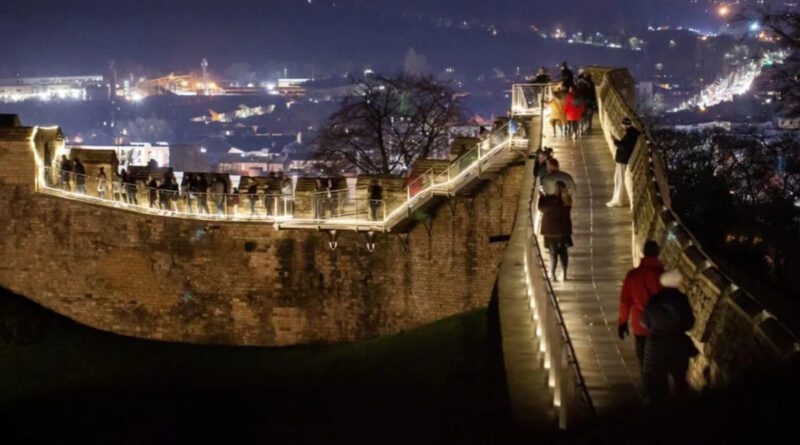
(717, 5, 730, 18)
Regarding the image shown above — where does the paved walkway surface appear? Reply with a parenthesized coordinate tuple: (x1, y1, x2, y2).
(541, 125, 645, 414)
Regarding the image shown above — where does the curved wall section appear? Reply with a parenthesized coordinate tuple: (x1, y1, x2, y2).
(0, 127, 523, 346)
(587, 66, 799, 389)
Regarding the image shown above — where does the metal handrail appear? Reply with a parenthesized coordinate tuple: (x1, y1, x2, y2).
(38, 120, 528, 230)
(528, 182, 597, 421)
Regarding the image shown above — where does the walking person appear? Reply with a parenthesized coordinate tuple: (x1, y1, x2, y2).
(168, 177, 180, 212)
(577, 70, 597, 133)
(538, 180, 573, 281)
(59, 155, 73, 191)
(533, 147, 554, 185)
(73, 158, 86, 194)
(158, 179, 170, 210)
(147, 175, 159, 208)
(97, 167, 108, 199)
(618, 241, 665, 370)
(123, 170, 139, 206)
(607, 117, 641, 208)
(212, 176, 226, 215)
(182, 175, 192, 212)
(231, 187, 241, 215)
(641, 270, 697, 405)
(264, 173, 279, 216)
(281, 176, 293, 217)
(368, 179, 383, 221)
(564, 86, 584, 140)
(247, 182, 259, 216)
(324, 178, 335, 217)
(529, 67, 552, 109)
(112, 172, 123, 202)
(546, 89, 566, 137)
(560, 61, 575, 90)
(197, 175, 210, 214)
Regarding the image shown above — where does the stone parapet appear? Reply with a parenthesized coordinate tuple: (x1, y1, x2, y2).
(587, 66, 799, 389)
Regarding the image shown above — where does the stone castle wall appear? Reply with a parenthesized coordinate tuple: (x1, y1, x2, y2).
(588, 66, 798, 389)
(0, 132, 524, 346)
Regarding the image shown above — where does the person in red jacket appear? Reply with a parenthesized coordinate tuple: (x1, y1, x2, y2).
(618, 241, 664, 368)
(563, 86, 585, 140)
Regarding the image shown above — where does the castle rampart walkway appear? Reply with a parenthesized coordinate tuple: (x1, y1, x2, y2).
(544, 125, 643, 412)
(499, 69, 799, 431)
(498, 119, 641, 430)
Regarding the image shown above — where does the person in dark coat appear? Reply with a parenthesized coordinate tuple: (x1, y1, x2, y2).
(531, 66, 552, 84)
(211, 176, 227, 215)
(197, 175, 210, 214)
(560, 61, 575, 90)
(264, 173, 280, 217)
(123, 170, 139, 205)
(577, 71, 597, 132)
(618, 241, 665, 368)
(538, 180, 573, 281)
(368, 180, 383, 221)
(607, 117, 641, 208)
(231, 187, 241, 215)
(168, 177, 180, 212)
(60, 155, 73, 191)
(641, 270, 697, 404)
(247, 183, 259, 215)
(147, 175, 158, 208)
(73, 158, 87, 194)
(533, 147, 553, 185)
(157, 179, 170, 210)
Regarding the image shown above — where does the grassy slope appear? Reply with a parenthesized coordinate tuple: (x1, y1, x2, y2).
(0, 289, 510, 443)
(5, 288, 798, 445)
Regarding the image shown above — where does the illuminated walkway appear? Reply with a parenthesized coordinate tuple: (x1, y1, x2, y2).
(38, 132, 527, 233)
(542, 125, 644, 412)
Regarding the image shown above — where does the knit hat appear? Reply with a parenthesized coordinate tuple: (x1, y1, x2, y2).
(621, 117, 633, 126)
(659, 270, 683, 288)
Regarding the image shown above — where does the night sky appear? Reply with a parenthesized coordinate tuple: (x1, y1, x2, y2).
(0, 0, 716, 77)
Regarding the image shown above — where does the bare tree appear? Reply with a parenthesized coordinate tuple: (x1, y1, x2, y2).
(313, 74, 466, 175)
(653, 127, 800, 300)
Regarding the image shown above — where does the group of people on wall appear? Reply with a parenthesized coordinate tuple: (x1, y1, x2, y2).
(530, 63, 696, 404)
(530, 62, 597, 140)
(51, 157, 388, 222)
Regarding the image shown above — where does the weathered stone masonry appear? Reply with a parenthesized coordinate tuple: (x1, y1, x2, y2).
(0, 127, 523, 346)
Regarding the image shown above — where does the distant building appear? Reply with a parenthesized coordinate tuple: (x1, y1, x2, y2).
(0, 75, 104, 102)
(70, 142, 170, 169)
(216, 149, 286, 176)
(275, 78, 310, 97)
